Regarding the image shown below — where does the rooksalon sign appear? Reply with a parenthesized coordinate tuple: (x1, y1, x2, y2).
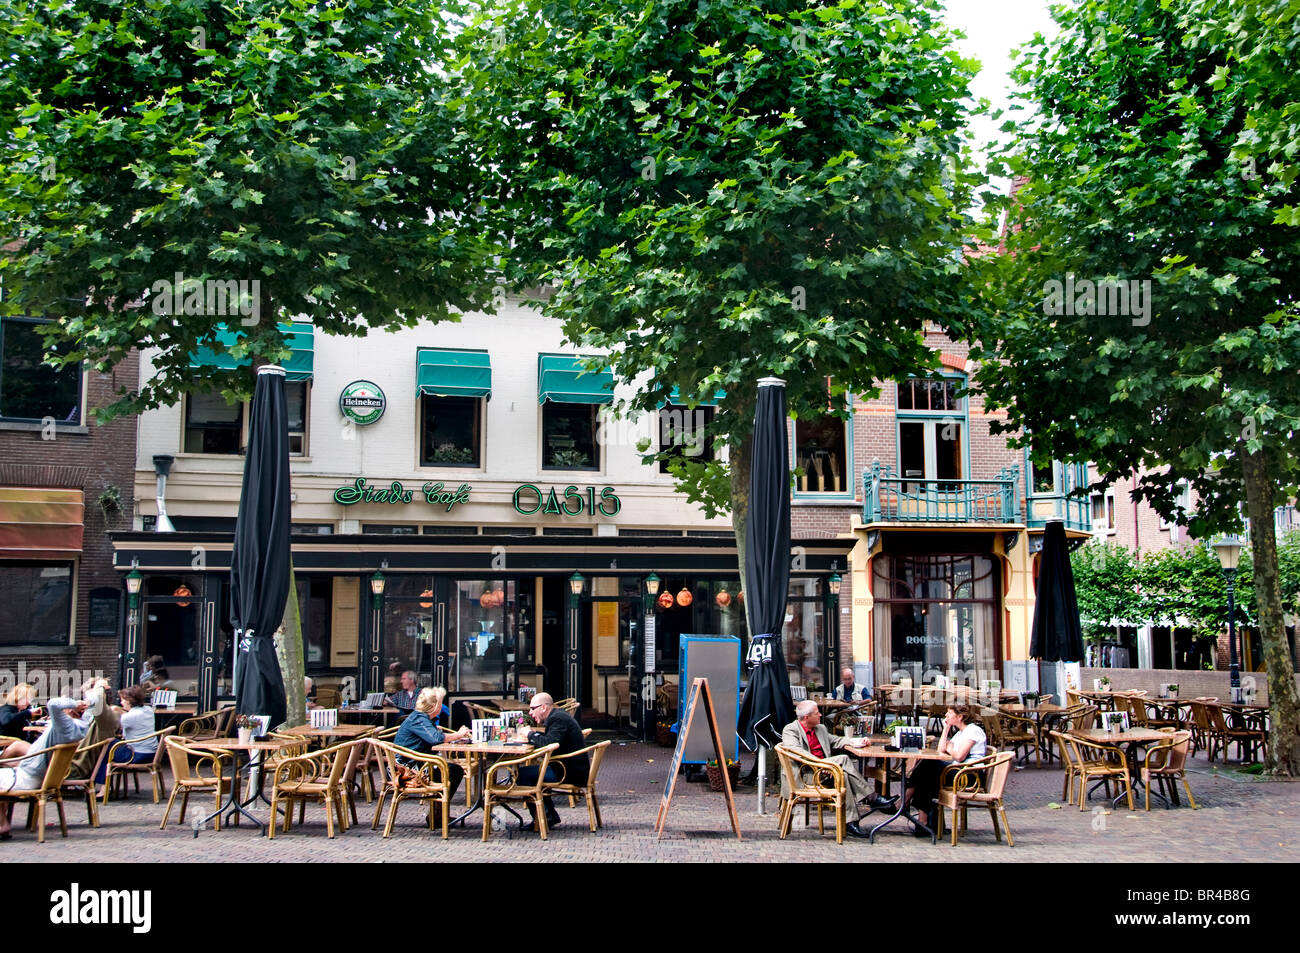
(331, 478, 621, 517)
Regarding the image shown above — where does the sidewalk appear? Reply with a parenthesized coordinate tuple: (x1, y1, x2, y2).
(24, 740, 1300, 862)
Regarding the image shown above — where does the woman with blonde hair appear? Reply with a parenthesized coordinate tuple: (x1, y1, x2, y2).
(393, 687, 470, 799)
(0, 684, 40, 749)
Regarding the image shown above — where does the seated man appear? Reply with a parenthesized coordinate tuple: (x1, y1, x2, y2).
(781, 699, 886, 839)
(384, 670, 418, 714)
(830, 667, 871, 702)
(516, 692, 588, 831)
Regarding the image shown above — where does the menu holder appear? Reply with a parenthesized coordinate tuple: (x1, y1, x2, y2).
(1100, 711, 1130, 734)
(471, 718, 502, 743)
(151, 690, 177, 710)
(790, 685, 807, 702)
(310, 708, 339, 729)
(894, 726, 925, 752)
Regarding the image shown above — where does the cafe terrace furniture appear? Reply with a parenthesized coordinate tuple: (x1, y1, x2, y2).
(103, 726, 176, 804)
(1069, 727, 1169, 810)
(934, 751, 1015, 847)
(847, 743, 972, 844)
(1139, 730, 1197, 812)
(177, 707, 235, 742)
(189, 736, 293, 832)
(773, 743, 848, 844)
(284, 722, 376, 749)
(359, 725, 401, 804)
(982, 712, 1036, 768)
(543, 738, 611, 832)
(0, 740, 79, 842)
(1050, 731, 1082, 805)
(1205, 702, 1268, 763)
(60, 736, 113, 828)
(369, 739, 455, 838)
(481, 742, 558, 841)
(160, 737, 232, 831)
(1063, 733, 1132, 810)
(611, 680, 631, 729)
(268, 739, 354, 839)
(464, 701, 502, 721)
(555, 698, 580, 717)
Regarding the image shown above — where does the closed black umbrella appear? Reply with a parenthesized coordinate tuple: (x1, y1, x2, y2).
(738, 377, 795, 761)
(1030, 520, 1086, 662)
(231, 365, 292, 730)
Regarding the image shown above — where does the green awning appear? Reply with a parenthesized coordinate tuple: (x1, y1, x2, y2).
(189, 323, 314, 381)
(665, 386, 726, 407)
(416, 349, 492, 399)
(537, 354, 615, 404)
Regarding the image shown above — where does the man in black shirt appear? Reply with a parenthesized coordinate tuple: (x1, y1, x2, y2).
(518, 692, 588, 830)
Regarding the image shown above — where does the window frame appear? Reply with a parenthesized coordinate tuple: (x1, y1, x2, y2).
(418, 393, 484, 469)
(540, 402, 602, 472)
(1090, 491, 1117, 534)
(658, 402, 715, 474)
(0, 559, 77, 648)
(791, 399, 853, 497)
(0, 316, 85, 427)
(895, 374, 969, 487)
(1160, 481, 1192, 541)
(181, 380, 310, 456)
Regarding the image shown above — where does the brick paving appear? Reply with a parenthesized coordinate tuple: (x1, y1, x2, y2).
(18, 737, 1300, 863)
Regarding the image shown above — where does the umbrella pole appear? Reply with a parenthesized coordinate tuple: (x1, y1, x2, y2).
(757, 745, 767, 814)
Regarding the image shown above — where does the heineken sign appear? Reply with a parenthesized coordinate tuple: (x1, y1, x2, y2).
(339, 380, 386, 425)
(331, 478, 621, 518)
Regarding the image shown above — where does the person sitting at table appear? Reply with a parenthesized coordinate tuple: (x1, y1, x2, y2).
(904, 703, 987, 836)
(394, 687, 470, 797)
(830, 667, 871, 702)
(383, 662, 403, 695)
(385, 671, 419, 714)
(516, 692, 588, 831)
(96, 685, 157, 785)
(0, 683, 41, 745)
(304, 676, 319, 712)
(68, 680, 120, 784)
(141, 656, 173, 692)
(0, 696, 88, 838)
(780, 699, 880, 838)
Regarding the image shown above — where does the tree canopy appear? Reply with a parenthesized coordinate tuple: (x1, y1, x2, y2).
(0, 0, 490, 417)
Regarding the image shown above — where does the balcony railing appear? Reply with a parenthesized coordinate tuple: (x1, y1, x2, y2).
(1025, 493, 1092, 532)
(863, 462, 1020, 524)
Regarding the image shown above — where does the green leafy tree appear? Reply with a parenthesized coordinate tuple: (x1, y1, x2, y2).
(973, 0, 1300, 772)
(1070, 540, 1144, 644)
(460, 0, 988, 582)
(1141, 544, 1243, 646)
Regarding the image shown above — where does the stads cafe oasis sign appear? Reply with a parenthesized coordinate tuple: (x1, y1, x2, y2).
(332, 478, 621, 517)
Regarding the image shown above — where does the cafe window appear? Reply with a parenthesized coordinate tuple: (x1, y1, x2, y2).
(420, 395, 481, 467)
(183, 381, 309, 455)
(542, 403, 600, 471)
(0, 318, 82, 424)
(295, 577, 333, 670)
(0, 561, 74, 646)
(793, 411, 849, 494)
(658, 403, 714, 472)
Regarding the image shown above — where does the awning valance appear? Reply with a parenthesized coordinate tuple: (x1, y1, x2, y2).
(0, 487, 84, 557)
(416, 349, 492, 399)
(189, 323, 314, 381)
(537, 354, 614, 405)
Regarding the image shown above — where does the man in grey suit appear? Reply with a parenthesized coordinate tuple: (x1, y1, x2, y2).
(780, 699, 880, 838)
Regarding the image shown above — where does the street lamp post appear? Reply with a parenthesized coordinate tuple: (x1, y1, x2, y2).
(1212, 537, 1243, 703)
(123, 562, 143, 685)
(367, 564, 387, 695)
(633, 573, 661, 742)
(824, 571, 841, 686)
(566, 572, 585, 705)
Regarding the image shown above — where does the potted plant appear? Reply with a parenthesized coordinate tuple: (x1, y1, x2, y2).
(549, 447, 591, 469)
(235, 713, 260, 745)
(1167, 683, 1180, 698)
(656, 720, 676, 747)
(430, 442, 474, 465)
(97, 485, 123, 525)
(1099, 675, 1112, 690)
(705, 757, 740, 792)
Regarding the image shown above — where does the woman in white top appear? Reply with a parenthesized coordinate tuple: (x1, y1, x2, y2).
(96, 685, 157, 784)
(905, 704, 987, 836)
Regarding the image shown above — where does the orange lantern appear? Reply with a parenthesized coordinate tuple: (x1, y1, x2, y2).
(491, 588, 505, 607)
(480, 591, 493, 608)
(419, 589, 434, 609)
(173, 585, 191, 607)
(676, 587, 693, 607)
(656, 591, 674, 611)
(715, 589, 731, 608)
(737, 590, 744, 603)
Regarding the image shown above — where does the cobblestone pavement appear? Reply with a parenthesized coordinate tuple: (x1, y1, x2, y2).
(20, 738, 1300, 863)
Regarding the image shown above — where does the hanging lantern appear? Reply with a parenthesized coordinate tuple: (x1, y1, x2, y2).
(173, 585, 191, 607)
(419, 589, 434, 609)
(491, 588, 505, 607)
(715, 588, 732, 608)
(656, 591, 674, 611)
(480, 591, 494, 608)
(737, 590, 744, 603)
(676, 587, 693, 607)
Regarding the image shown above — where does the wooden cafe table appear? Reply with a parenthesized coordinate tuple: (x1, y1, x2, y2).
(284, 722, 376, 746)
(1070, 726, 1170, 807)
(847, 741, 951, 843)
(190, 736, 293, 833)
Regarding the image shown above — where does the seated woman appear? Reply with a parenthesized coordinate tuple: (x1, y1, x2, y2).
(0, 696, 88, 838)
(0, 683, 41, 754)
(96, 685, 158, 785)
(140, 656, 173, 692)
(393, 687, 470, 798)
(904, 703, 987, 836)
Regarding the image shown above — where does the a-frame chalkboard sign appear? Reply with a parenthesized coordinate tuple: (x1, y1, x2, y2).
(654, 677, 742, 840)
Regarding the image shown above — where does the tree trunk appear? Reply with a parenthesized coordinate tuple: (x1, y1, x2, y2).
(275, 560, 306, 729)
(730, 431, 752, 636)
(1241, 449, 1300, 776)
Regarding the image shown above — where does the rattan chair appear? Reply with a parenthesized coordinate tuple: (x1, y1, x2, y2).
(544, 739, 610, 831)
(935, 751, 1015, 846)
(1049, 730, 1082, 805)
(177, 707, 234, 742)
(103, 726, 176, 804)
(1207, 703, 1267, 763)
(369, 739, 455, 838)
(555, 698, 580, 717)
(268, 739, 354, 839)
(482, 743, 558, 841)
(0, 741, 79, 842)
(1140, 730, 1197, 811)
(159, 737, 232, 831)
(464, 701, 502, 721)
(60, 736, 114, 828)
(1189, 700, 1228, 761)
(1069, 734, 1134, 811)
(611, 679, 631, 728)
(773, 743, 847, 844)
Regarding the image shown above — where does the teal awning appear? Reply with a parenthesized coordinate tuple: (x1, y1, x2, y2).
(416, 349, 492, 399)
(664, 386, 726, 407)
(537, 354, 614, 404)
(189, 323, 314, 381)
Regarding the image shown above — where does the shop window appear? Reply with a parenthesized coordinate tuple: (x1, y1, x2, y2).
(658, 404, 714, 472)
(0, 318, 82, 424)
(542, 403, 600, 470)
(793, 413, 849, 493)
(296, 577, 333, 669)
(0, 561, 73, 645)
(183, 381, 308, 455)
(420, 395, 481, 467)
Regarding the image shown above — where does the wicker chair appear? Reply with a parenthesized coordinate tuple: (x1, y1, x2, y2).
(103, 726, 176, 804)
(773, 743, 847, 844)
(935, 751, 1015, 847)
(60, 737, 114, 828)
(1049, 730, 1081, 805)
(482, 743, 559, 841)
(359, 724, 401, 802)
(1188, 701, 1228, 761)
(268, 739, 354, 839)
(464, 701, 502, 721)
(1069, 734, 1134, 811)
(1207, 703, 1267, 763)
(369, 739, 455, 838)
(544, 739, 610, 831)
(611, 679, 631, 728)
(555, 698, 580, 717)
(1139, 730, 1197, 811)
(159, 737, 232, 831)
(177, 707, 234, 742)
(0, 741, 79, 842)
